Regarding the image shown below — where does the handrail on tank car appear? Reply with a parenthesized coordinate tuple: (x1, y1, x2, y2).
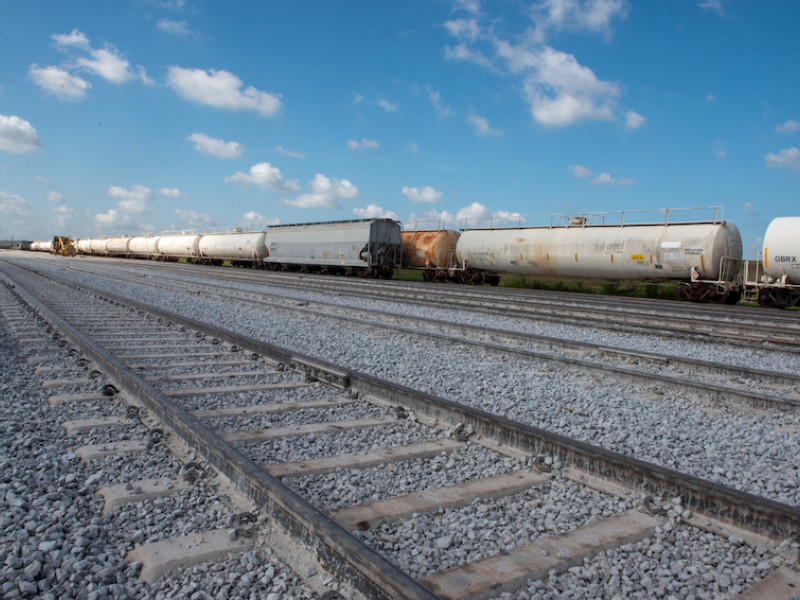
(459, 206, 726, 231)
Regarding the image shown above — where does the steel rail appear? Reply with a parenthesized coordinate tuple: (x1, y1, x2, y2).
(46, 258, 800, 411)
(70, 254, 800, 351)
(5, 260, 800, 542)
(0, 266, 441, 600)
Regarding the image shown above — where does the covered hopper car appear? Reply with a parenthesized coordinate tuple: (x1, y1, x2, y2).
(264, 219, 402, 278)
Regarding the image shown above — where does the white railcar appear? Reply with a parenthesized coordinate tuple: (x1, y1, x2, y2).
(128, 235, 161, 259)
(456, 209, 742, 301)
(106, 236, 133, 256)
(75, 239, 93, 254)
(89, 238, 110, 255)
(198, 231, 267, 266)
(264, 219, 402, 278)
(156, 234, 201, 261)
(743, 217, 800, 307)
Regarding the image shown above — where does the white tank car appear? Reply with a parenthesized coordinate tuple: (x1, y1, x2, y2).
(762, 217, 800, 284)
(198, 231, 267, 264)
(76, 239, 93, 254)
(156, 234, 201, 260)
(106, 236, 132, 256)
(456, 221, 742, 281)
(89, 238, 110, 255)
(128, 236, 161, 258)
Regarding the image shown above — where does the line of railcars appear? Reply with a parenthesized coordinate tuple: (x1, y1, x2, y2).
(29, 210, 800, 307)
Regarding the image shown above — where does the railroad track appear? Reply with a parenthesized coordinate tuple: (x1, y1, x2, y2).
(76, 254, 800, 351)
(2, 259, 800, 598)
(36, 255, 800, 412)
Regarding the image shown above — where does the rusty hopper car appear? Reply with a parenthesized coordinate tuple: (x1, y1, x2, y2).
(456, 209, 742, 302)
(264, 219, 402, 278)
(401, 229, 461, 282)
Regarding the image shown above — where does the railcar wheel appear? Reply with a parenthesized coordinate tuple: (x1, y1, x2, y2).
(724, 290, 741, 305)
(758, 293, 776, 308)
(423, 270, 435, 282)
(471, 271, 486, 285)
(673, 283, 691, 302)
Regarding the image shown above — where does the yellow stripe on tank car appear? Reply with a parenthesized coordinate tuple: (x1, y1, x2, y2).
(700, 255, 705, 273)
(574, 253, 578, 262)
(764, 247, 768, 269)
(610, 255, 614, 263)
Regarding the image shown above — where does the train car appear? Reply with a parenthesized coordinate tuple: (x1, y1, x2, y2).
(743, 217, 800, 308)
(89, 238, 110, 256)
(197, 230, 267, 267)
(128, 235, 161, 259)
(75, 238, 93, 255)
(264, 219, 402, 278)
(456, 210, 742, 301)
(156, 233, 202, 262)
(106, 236, 133, 258)
(401, 229, 461, 282)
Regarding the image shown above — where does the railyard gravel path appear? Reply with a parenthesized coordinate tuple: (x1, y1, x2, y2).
(20, 257, 800, 507)
(3, 254, 800, 600)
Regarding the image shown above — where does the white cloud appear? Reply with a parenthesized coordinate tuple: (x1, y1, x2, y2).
(157, 19, 192, 36)
(467, 114, 502, 137)
(444, 18, 481, 41)
(95, 208, 126, 227)
(511, 44, 619, 127)
(348, 138, 379, 150)
(188, 132, 243, 159)
(225, 162, 299, 191)
(28, 64, 91, 100)
(0, 114, 43, 154)
(107, 184, 151, 215)
(571, 165, 632, 185)
(570, 165, 592, 178)
(239, 211, 281, 229)
(427, 87, 454, 118)
(46, 191, 63, 202)
(51, 28, 90, 50)
(444, 43, 493, 68)
(353, 92, 365, 104)
(376, 98, 399, 112)
(277, 146, 306, 159)
(172, 209, 213, 228)
(159, 187, 189, 198)
(591, 172, 615, 185)
(444, 7, 627, 129)
(0, 191, 31, 216)
(353, 203, 398, 219)
(699, 0, 724, 16)
(765, 147, 800, 172)
(402, 186, 443, 204)
(167, 66, 282, 116)
(530, 0, 628, 42)
(776, 120, 800, 134)
(109, 184, 152, 203)
(714, 139, 727, 158)
(743, 201, 756, 217)
(77, 46, 136, 84)
(285, 173, 358, 209)
(625, 110, 645, 129)
(408, 203, 522, 229)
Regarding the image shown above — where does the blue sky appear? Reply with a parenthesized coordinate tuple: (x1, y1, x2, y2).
(1, 0, 799, 258)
